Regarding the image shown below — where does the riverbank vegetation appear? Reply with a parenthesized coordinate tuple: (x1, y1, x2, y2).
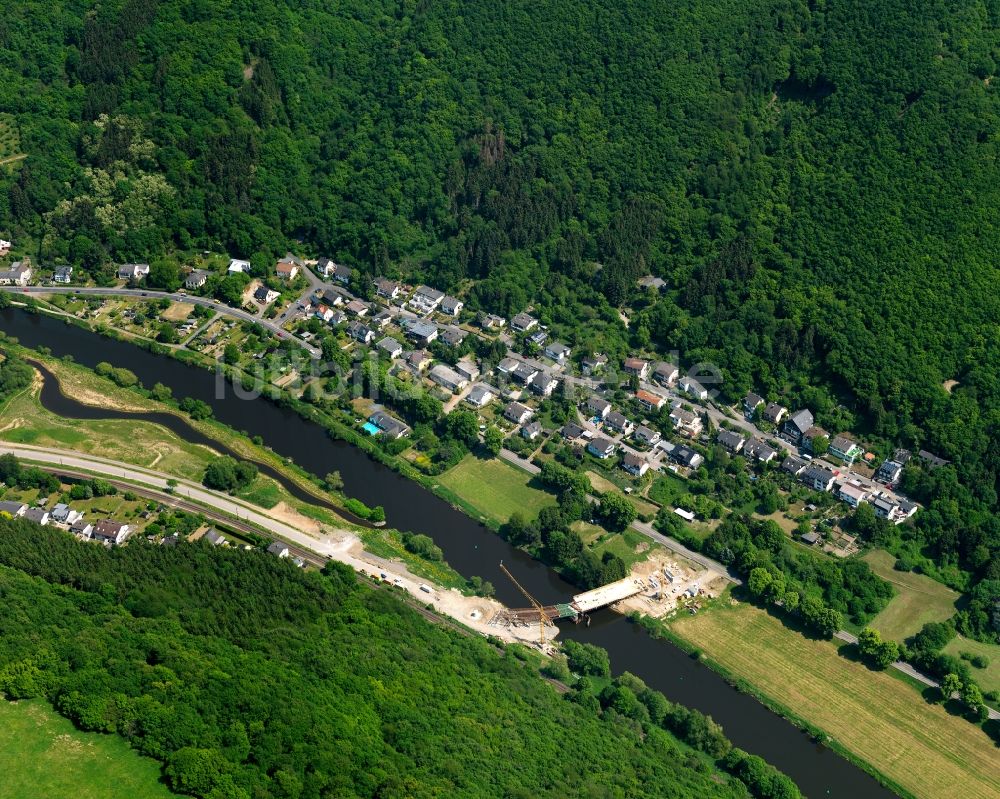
(670, 599, 1000, 799)
(0, 517, 783, 799)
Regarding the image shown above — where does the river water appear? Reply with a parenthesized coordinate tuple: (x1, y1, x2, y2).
(0, 308, 895, 798)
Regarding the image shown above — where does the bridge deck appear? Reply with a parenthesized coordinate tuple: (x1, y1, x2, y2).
(571, 577, 645, 612)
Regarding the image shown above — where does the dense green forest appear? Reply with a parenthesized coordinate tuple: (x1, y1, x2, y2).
(0, 2, 997, 629)
(0, 518, 793, 799)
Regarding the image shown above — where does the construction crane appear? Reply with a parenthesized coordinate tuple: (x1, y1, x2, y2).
(499, 560, 552, 647)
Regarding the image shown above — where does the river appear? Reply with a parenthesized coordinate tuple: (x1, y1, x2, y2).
(0, 308, 895, 798)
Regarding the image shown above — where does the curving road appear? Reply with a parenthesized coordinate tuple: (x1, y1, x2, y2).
(0, 285, 321, 358)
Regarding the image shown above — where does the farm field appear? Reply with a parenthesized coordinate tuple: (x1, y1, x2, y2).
(863, 549, 960, 640)
(438, 454, 554, 524)
(943, 635, 1000, 694)
(671, 600, 1000, 799)
(0, 700, 176, 799)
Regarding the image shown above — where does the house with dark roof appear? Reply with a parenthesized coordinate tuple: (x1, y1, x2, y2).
(503, 402, 534, 425)
(204, 529, 227, 546)
(401, 317, 438, 346)
(369, 410, 410, 439)
(581, 354, 608, 375)
(717, 429, 746, 453)
(669, 407, 702, 438)
(512, 362, 539, 384)
(918, 450, 950, 469)
(605, 411, 634, 435)
(479, 313, 506, 330)
(802, 426, 829, 452)
(254, 285, 279, 305)
(530, 371, 558, 396)
(53, 265, 74, 284)
(801, 464, 836, 492)
(377, 336, 403, 358)
(439, 327, 467, 347)
(669, 445, 704, 470)
(0, 501, 27, 517)
(332, 263, 353, 285)
(679, 375, 709, 401)
(465, 384, 495, 408)
(404, 349, 433, 372)
(511, 312, 538, 332)
(91, 519, 131, 545)
(24, 507, 50, 526)
(347, 321, 375, 344)
(521, 421, 543, 441)
(621, 451, 650, 477)
(781, 455, 810, 476)
(528, 329, 549, 347)
(637, 275, 667, 291)
(744, 439, 779, 463)
(634, 425, 661, 447)
(409, 285, 445, 313)
(184, 269, 209, 289)
(440, 296, 463, 316)
(829, 435, 863, 464)
(267, 540, 291, 558)
(544, 342, 571, 362)
(875, 459, 904, 485)
(117, 262, 149, 281)
(587, 437, 617, 459)
(744, 393, 765, 416)
(587, 395, 611, 419)
(652, 361, 679, 386)
(374, 277, 402, 300)
(561, 422, 585, 441)
(782, 409, 814, 444)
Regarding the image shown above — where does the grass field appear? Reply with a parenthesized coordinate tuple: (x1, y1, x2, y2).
(585, 469, 658, 517)
(943, 635, 1000, 694)
(671, 601, 1000, 799)
(438, 455, 555, 524)
(863, 549, 959, 640)
(0, 700, 176, 799)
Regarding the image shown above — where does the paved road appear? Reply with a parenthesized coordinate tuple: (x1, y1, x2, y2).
(497, 446, 741, 582)
(1, 285, 320, 358)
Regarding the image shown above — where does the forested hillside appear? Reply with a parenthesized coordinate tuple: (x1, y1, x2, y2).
(0, 519, 768, 799)
(0, 2, 998, 596)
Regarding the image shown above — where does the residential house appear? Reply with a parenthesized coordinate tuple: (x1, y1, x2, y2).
(70, 521, 94, 538)
(315, 257, 338, 279)
(872, 496, 898, 521)
(254, 285, 279, 305)
(512, 362, 539, 384)
(544, 342, 571, 363)
(53, 265, 73, 284)
(465, 384, 495, 408)
(743, 439, 779, 463)
(783, 409, 815, 444)
(345, 299, 370, 317)
(440, 296, 463, 316)
(227, 258, 251, 274)
(0, 239, 10, 256)
(91, 519, 131, 545)
(801, 465, 836, 492)
(652, 361, 680, 386)
(479, 313, 506, 331)
(669, 407, 702, 438)
(374, 277, 402, 300)
(669, 445, 704, 470)
(838, 482, 869, 508)
(637, 275, 667, 292)
(439, 327, 466, 347)
(635, 389, 666, 412)
(744, 393, 765, 416)
(521, 421, 543, 441)
(529, 371, 558, 396)
(321, 288, 346, 307)
(455, 359, 480, 383)
(587, 437, 617, 459)
(511, 312, 538, 332)
(829, 435, 863, 464)
(897, 498, 919, 522)
(623, 358, 649, 380)
(605, 411, 634, 435)
(313, 304, 335, 323)
(801, 426, 829, 452)
(23, 507, 49, 526)
(528, 329, 549, 347)
(800, 531, 822, 546)
(329, 310, 347, 326)
(371, 309, 393, 329)
(118, 262, 150, 281)
(893, 448, 913, 465)
(875, 459, 904, 485)
(679, 375, 709, 401)
(496, 357, 521, 378)
(717, 429, 746, 453)
(50, 503, 82, 525)
(504, 401, 534, 425)
(347, 321, 374, 344)
(204, 529, 227, 546)
(587, 395, 612, 419)
(561, 423, 585, 441)
(621, 451, 650, 477)
(404, 349, 433, 372)
(331, 263, 352, 285)
(762, 403, 787, 425)
(409, 285, 445, 313)
(0, 501, 27, 517)
(267, 540, 291, 558)
(581, 354, 608, 375)
(918, 450, 950, 469)
(634, 425, 661, 447)
(276, 255, 301, 280)
(377, 336, 403, 359)
(781, 455, 810, 476)
(369, 410, 410, 439)
(185, 269, 209, 289)
(429, 364, 468, 393)
(0, 260, 32, 286)
(401, 317, 438, 346)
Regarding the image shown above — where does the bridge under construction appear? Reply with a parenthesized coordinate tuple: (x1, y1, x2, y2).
(489, 575, 647, 631)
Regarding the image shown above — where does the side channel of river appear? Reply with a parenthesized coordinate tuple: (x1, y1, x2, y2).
(0, 308, 895, 799)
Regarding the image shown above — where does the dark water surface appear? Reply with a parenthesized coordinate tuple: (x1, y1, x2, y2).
(1, 308, 895, 799)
